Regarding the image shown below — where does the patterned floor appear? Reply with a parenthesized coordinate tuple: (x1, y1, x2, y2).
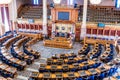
(12, 41, 120, 80)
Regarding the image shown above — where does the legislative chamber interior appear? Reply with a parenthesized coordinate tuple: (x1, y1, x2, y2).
(0, 0, 120, 80)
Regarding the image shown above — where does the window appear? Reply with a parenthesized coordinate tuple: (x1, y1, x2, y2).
(116, 0, 120, 8)
(67, 0, 73, 5)
(33, 0, 39, 5)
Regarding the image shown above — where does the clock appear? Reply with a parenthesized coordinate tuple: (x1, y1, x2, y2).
(90, 0, 102, 4)
(53, 0, 61, 4)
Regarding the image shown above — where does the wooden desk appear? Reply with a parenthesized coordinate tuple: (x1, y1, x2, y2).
(0, 35, 13, 42)
(2, 35, 21, 49)
(43, 37, 73, 49)
(14, 37, 28, 48)
(0, 63, 17, 78)
(38, 73, 43, 78)
(18, 32, 42, 39)
(63, 73, 68, 78)
(78, 70, 89, 77)
(26, 38, 38, 46)
(31, 72, 39, 78)
(74, 72, 79, 77)
(113, 58, 120, 65)
(88, 69, 98, 75)
(6, 67, 17, 74)
(84, 37, 115, 45)
(51, 74, 56, 78)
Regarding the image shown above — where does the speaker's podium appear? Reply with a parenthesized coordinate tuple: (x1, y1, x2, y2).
(43, 37, 73, 49)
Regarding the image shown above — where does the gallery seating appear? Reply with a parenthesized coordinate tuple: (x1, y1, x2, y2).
(79, 6, 120, 23)
(18, 5, 43, 19)
(18, 5, 51, 19)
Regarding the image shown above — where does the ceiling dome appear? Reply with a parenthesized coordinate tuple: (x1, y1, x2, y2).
(90, 0, 102, 5)
(0, 0, 12, 4)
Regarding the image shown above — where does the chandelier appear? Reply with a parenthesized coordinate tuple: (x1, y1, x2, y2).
(53, 0, 61, 4)
(90, 0, 102, 5)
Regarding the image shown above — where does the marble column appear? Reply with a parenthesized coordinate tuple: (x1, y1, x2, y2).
(0, 7, 5, 35)
(43, 0, 48, 36)
(80, 0, 88, 40)
(9, 0, 17, 31)
(52, 23, 56, 37)
(0, 7, 2, 35)
(12, 0, 17, 30)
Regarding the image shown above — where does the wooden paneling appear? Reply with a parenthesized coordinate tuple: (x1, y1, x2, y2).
(98, 29, 103, 35)
(92, 28, 97, 34)
(26, 24, 29, 29)
(117, 30, 120, 36)
(22, 24, 25, 29)
(17, 24, 21, 28)
(47, 26, 52, 37)
(87, 28, 91, 34)
(104, 29, 110, 36)
(17, 23, 43, 31)
(75, 27, 80, 41)
(51, 8, 78, 23)
(110, 30, 116, 36)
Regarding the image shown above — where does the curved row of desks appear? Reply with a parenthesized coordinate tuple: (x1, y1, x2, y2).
(30, 63, 118, 80)
(23, 38, 40, 59)
(11, 37, 34, 65)
(39, 59, 101, 72)
(29, 41, 120, 80)
(0, 34, 40, 78)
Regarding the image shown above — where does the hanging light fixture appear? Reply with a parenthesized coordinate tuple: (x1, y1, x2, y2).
(90, 0, 102, 5)
(0, 0, 12, 4)
(53, 0, 61, 4)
